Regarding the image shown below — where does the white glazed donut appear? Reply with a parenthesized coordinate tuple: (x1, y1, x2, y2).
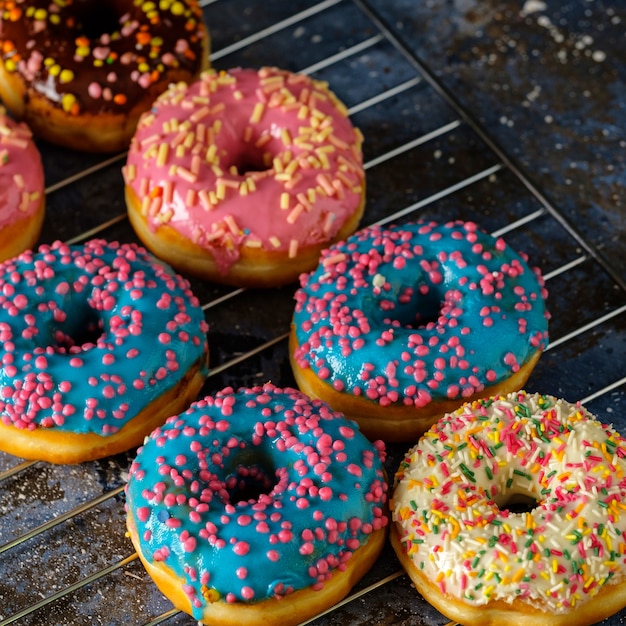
(391, 391, 626, 626)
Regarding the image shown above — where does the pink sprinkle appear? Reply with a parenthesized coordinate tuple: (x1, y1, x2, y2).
(318, 487, 333, 502)
(347, 464, 362, 477)
(240, 586, 254, 600)
(136, 507, 151, 522)
(233, 541, 250, 556)
(88, 82, 102, 99)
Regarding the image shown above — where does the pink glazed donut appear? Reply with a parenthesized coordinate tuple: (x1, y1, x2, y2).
(0, 107, 44, 262)
(123, 67, 366, 287)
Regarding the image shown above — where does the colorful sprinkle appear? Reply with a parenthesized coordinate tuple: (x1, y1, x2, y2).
(392, 391, 626, 614)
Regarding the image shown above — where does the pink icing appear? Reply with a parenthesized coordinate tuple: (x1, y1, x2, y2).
(0, 109, 44, 229)
(123, 67, 365, 274)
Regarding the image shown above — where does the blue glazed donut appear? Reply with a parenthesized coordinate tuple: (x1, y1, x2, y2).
(0, 238, 209, 463)
(289, 220, 550, 442)
(125, 383, 388, 626)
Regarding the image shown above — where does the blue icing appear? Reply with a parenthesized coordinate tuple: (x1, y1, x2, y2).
(125, 384, 388, 616)
(0, 239, 208, 435)
(292, 220, 549, 405)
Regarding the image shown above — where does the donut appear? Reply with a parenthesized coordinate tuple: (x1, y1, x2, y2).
(390, 391, 626, 626)
(0, 106, 44, 261)
(125, 384, 388, 626)
(0, 239, 209, 464)
(0, 0, 210, 152)
(289, 220, 550, 442)
(122, 66, 365, 287)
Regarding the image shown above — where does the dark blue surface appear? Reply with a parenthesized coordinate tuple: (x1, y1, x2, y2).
(0, 1, 624, 624)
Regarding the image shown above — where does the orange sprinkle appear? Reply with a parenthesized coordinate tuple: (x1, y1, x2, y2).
(136, 31, 152, 46)
(113, 93, 127, 106)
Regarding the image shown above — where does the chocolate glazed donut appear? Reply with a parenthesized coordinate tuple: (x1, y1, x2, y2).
(0, 0, 210, 152)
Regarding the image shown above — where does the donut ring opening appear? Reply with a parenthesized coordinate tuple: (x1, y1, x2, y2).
(70, 1, 125, 41)
(369, 273, 448, 329)
(223, 459, 278, 505)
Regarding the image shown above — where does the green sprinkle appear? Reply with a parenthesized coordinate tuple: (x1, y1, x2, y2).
(460, 463, 476, 482)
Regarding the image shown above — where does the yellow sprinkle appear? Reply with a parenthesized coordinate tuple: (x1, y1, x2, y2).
(156, 143, 169, 167)
(205, 144, 217, 162)
(284, 159, 299, 177)
(250, 102, 265, 124)
(280, 192, 290, 210)
(61, 93, 78, 113)
(170, 1, 185, 15)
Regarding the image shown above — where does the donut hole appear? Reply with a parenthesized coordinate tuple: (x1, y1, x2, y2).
(411, 289, 443, 329)
(73, 3, 122, 41)
(496, 493, 538, 514)
(378, 283, 444, 330)
(42, 306, 105, 353)
(224, 462, 277, 505)
(228, 145, 273, 176)
(53, 319, 104, 352)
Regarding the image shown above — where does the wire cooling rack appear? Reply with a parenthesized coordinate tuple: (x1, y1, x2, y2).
(0, 1, 624, 624)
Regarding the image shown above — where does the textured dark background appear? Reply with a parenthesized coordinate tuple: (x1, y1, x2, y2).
(0, 1, 624, 624)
